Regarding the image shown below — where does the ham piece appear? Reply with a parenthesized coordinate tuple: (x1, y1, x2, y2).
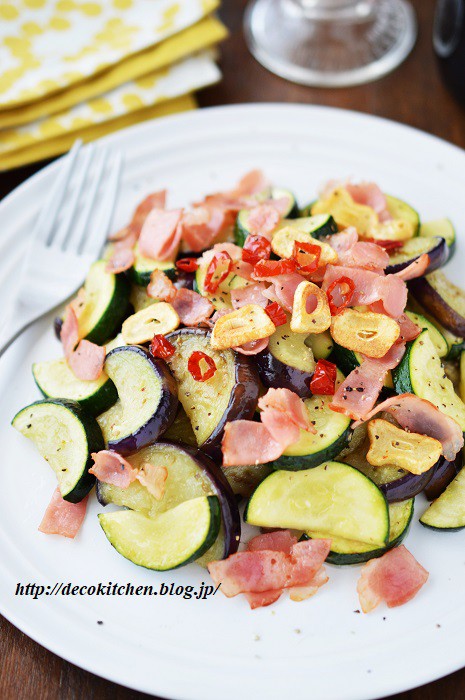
(322, 265, 407, 318)
(60, 306, 105, 381)
(39, 488, 88, 538)
(138, 209, 182, 261)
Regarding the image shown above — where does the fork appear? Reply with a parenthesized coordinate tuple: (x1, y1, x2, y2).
(0, 140, 122, 359)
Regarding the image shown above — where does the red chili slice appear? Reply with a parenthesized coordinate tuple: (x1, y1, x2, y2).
(242, 234, 271, 265)
(150, 334, 175, 359)
(326, 276, 356, 315)
(176, 257, 199, 272)
(265, 302, 287, 327)
(188, 351, 217, 381)
(309, 359, 337, 395)
(254, 258, 297, 277)
(204, 252, 233, 293)
(293, 241, 321, 273)
(364, 238, 404, 252)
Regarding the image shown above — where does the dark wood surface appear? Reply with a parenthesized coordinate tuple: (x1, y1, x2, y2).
(2, 0, 465, 698)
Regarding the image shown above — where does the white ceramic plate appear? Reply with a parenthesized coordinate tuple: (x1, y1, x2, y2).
(1, 104, 465, 700)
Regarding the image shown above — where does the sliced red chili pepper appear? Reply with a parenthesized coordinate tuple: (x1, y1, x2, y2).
(265, 302, 287, 327)
(364, 238, 404, 252)
(176, 257, 199, 272)
(204, 251, 233, 293)
(150, 334, 175, 360)
(309, 359, 337, 396)
(326, 276, 356, 315)
(253, 258, 297, 277)
(188, 350, 217, 382)
(242, 234, 271, 265)
(293, 241, 321, 273)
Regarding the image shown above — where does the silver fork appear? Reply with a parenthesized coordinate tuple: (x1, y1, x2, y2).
(0, 140, 122, 358)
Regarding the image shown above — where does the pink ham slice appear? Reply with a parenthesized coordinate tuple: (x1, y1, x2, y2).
(139, 208, 182, 261)
(346, 182, 392, 222)
(357, 545, 428, 613)
(60, 306, 80, 357)
(352, 393, 464, 460)
(258, 387, 314, 433)
(137, 463, 168, 501)
(246, 204, 281, 238)
(397, 313, 421, 342)
(322, 265, 407, 318)
(231, 282, 268, 310)
(147, 269, 176, 301)
(338, 241, 390, 272)
(330, 343, 406, 421)
(181, 206, 231, 252)
(208, 539, 331, 598)
(39, 488, 88, 538)
(326, 228, 358, 254)
(129, 191, 167, 235)
(171, 288, 214, 326)
(89, 450, 137, 488)
(233, 337, 269, 355)
(68, 340, 106, 381)
(247, 530, 298, 553)
(258, 272, 306, 312)
(222, 421, 283, 466)
(234, 169, 269, 197)
(394, 253, 430, 281)
(106, 245, 135, 274)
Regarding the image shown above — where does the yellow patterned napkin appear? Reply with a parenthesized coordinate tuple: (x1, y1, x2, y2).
(0, 15, 226, 128)
(0, 0, 219, 109)
(0, 51, 220, 170)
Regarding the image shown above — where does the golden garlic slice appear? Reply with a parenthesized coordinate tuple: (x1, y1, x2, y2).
(271, 226, 338, 265)
(122, 302, 179, 344)
(210, 304, 276, 350)
(330, 308, 399, 358)
(367, 419, 442, 475)
(291, 281, 331, 334)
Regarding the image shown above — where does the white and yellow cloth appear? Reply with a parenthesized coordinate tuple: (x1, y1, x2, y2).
(0, 0, 226, 170)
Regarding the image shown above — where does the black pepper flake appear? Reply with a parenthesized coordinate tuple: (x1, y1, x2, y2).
(97, 620, 104, 625)
(354, 609, 360, 614)
(356, 387, 364, 392)
(346, 387, 353, 392)
(26, 424, 32, 429)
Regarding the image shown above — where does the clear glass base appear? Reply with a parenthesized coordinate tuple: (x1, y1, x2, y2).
(244, 0, 417, 87)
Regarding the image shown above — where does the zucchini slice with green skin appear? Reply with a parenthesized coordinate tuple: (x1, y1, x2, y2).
(404, 311, 448, 358)
(129, 243, 177, 286)
(269, 187, 300, 218)
(385, 195, 420, 236)
(420, 218, 456, 252)
(99, 495, 221, 570)
(32, 358, 118, 416)
(12, 399, 104, 502)
(245, 462, 390, 547)
(194, 261, 250, 310)
(420, 467, 465, 531)
(97, 346, 178, 455)
(409, 270, 465, 338)
(306, 499, 414, 566)
(330, 343, 394, 389)
(305, 330, 333, 360)
(166, 328, 259, 460)
(267, 391, 351, 470)
(78, 260, 130, 345)
(96, 440, 240, 563)
(392, 329, 465, 431)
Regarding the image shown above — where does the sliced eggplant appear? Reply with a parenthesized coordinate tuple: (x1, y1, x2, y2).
(307, 499, 414, 566)
(420, 218, 455, 253)
(255, 320, 315, 397)
(97, 346, 178, 455)
(407, 295, 465, 360)
(410, 270, 465, 337)
(385, 236, 448, 275)
(392, 329, 465, 431)
(245, 462, 390, 547)
(96, 440, 240, 562)
(77, 260, 130, 344)
(130, 243, 177, 286)
(163, 406, 198, 447)
(32, 358, 117, 416)
(223, 463, 272, 497)
(424, 454, 462, 501)
(165, 328, 259, 460)
(99, 495, 221, 570)
(420, 467, 465, 531)
(12, 399, 104, 502)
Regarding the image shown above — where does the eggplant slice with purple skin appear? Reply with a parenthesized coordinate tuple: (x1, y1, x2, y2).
(165, 328, 260, 461)
(424, 454, 462, 501)
(96, 440, 241, 562)
(409, 270, 465, 337)
(97, 345, 178, 455)
(385, 236, 448, 275)
(256, 320, 315, 398)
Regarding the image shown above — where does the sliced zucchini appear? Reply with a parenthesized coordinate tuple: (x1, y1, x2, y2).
(32, 358, 117, 416)
(77, 260, 130, 344)
(269, 187, 299, 218)
(12, 399, 103, 502)
(392, 329, 465, 430)
(245, 462, 389, 547)
(97, 346, 178, 455)
(267, 390, 351, 470)
(130, 243, 177, 286)
(305, 330, 333, 359)
(105, 333, 126, 353)
(420, 467, 465, 531)
(129, 284, 157, 312)
(99, 495, 221, 570)
(420, 218, 455, 251)
(330, 342, 394, 389)
(404, 311, 448, 358)
(406, 295, 465, 360)
(385, 195, 420, 236)
(194, 261, 250, 310)
(166, 328, 259, 457)
(308, 499, 414, 565)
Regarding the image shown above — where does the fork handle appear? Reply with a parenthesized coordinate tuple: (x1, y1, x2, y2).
(0, 301, 43, 360)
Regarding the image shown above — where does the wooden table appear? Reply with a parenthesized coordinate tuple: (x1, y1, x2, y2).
(1, 0, 465, 697)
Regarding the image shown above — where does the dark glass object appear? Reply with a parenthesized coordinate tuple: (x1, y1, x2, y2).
(434, 0, 465, 104)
